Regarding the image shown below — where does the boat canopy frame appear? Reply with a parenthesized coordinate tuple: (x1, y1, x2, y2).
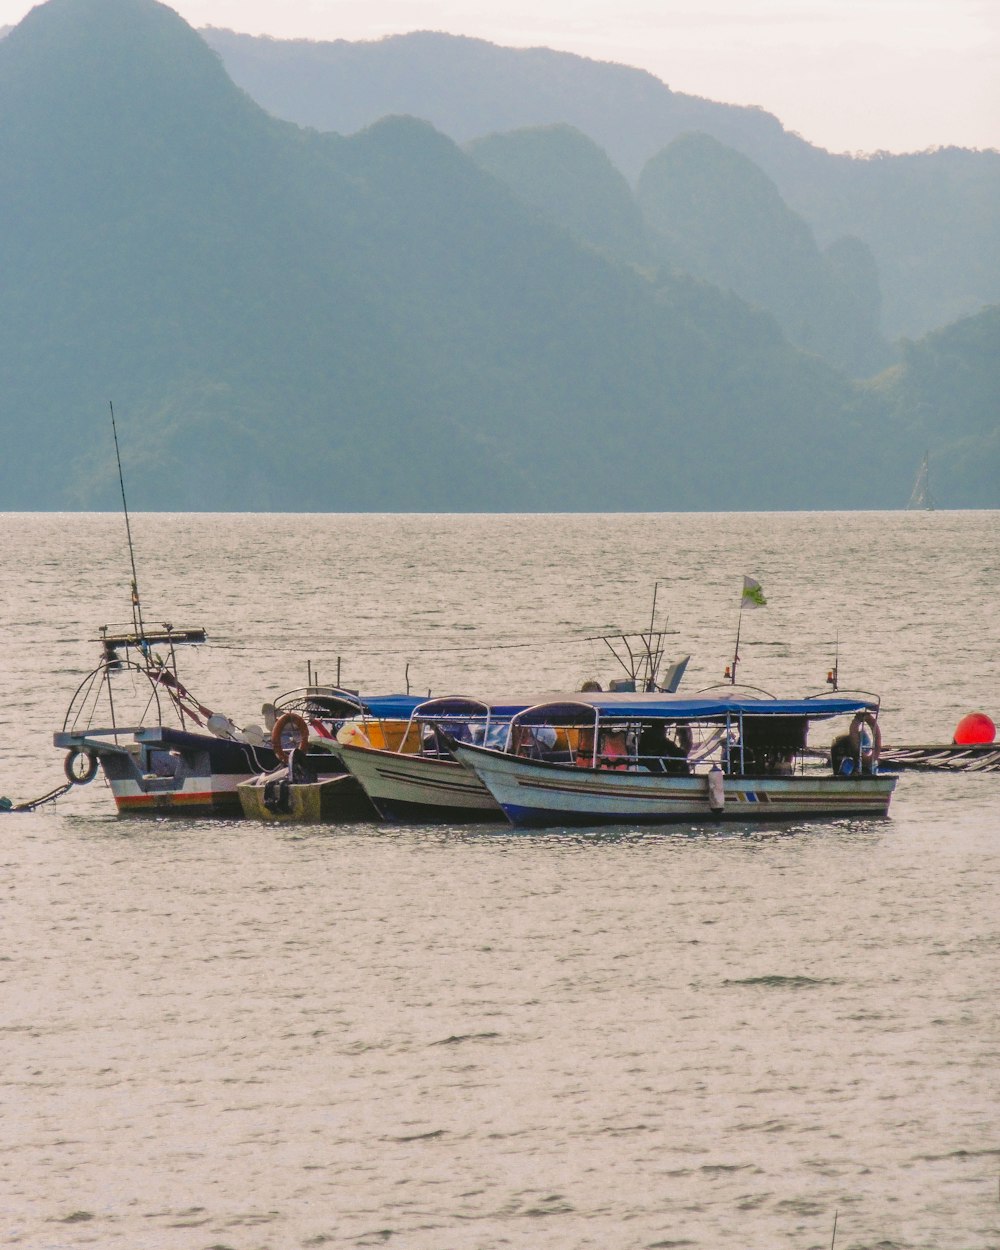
(392, 695, 519, 755)
(504, 693, 882, 776)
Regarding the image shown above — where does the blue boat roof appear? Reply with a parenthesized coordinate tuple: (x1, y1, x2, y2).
(505, 691, 878, 723)
(356, 691, 878, 722)
(358, 693, 429, 718)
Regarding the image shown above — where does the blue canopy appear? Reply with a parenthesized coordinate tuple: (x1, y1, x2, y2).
(505, 691, 878, 724)
(356, 690, 878, 723)
(357, 693, 430, 719)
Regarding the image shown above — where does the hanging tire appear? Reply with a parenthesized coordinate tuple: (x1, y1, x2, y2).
(64, 747, 98, 785)
(271, 712, 310, 764)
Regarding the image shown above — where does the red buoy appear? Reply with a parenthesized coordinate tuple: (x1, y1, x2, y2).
(953, 712, 996, 745)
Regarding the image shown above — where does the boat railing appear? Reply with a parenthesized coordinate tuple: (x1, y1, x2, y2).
(501, 705, 824, 778)
(804, 688, 881, 711)
(269, 686, 366, 722)
(61, 659, 166, 740)
(694, 682, 776, 699)
(400, 696, 500, 757)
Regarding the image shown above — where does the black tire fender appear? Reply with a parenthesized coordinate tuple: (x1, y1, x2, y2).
(65, 747, 98, 785)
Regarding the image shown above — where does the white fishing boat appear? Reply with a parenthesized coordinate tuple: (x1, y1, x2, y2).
(452, 692, 898, 827)
(324, 697, 515, 822)
(324, 610, 692, 822)
(329, 639, 692, 823)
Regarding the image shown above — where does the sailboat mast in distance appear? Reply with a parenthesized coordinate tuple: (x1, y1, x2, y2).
(907, 452, 934, 510)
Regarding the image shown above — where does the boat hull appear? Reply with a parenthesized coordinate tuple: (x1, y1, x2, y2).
(453, 745, 897, 828)
(237, 773, 375, 822)
(54, 725, 340, 816)
(335, 741, 503, 822)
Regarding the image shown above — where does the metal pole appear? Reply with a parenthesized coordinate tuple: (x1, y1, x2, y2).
(731, 607, 743, 685)
(109, 402, 144, 642)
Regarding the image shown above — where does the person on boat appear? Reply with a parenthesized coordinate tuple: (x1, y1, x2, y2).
(598, 729, 630, 769)
(512, 724, 558, 759)
(831, 731, 873, 776)
(831, 734, 854, 776)
(637, 722, 690, 774)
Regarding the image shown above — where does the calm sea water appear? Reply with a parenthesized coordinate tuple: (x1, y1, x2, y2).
(2, 511, 998, 1250)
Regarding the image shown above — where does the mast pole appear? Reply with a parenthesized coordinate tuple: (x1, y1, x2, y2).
(645, 581, 659, 690)
(730, 607, 742, 685)
(109, 402, 144, 642)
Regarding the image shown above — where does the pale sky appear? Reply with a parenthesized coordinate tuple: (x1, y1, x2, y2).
(2, 0, 997, 154)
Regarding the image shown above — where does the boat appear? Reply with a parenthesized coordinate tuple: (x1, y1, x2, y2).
(236, 771, 376, 822)
(54, 624, 277, 814)
(451, 691, 898, 827)
(52, 406, 281, 814)
(54, 622, 300, 814)
(906, 452, 935, 510)
(236, 686, 422, 821)
(55, 630, 421, 816)
(326, 630, 692, 823)
(326, 696, 519, 822)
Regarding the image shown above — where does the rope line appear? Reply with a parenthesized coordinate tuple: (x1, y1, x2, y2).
(2, 781, 76, 812)
(286, 630, 680, 659)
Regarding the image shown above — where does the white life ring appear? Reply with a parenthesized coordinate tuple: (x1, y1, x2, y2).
(849, 711, 882, 763)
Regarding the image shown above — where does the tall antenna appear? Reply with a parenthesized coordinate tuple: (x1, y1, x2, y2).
(827, 632, 840, 690)
(109, 401, 144, 640)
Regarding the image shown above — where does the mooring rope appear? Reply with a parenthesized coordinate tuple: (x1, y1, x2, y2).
(0, 781, 76, 813)
(338, 629, 679, 659)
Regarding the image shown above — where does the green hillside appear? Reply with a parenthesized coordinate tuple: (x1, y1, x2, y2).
(0, 0, 992, 510)
(637, 134, 888, 376)
(869, 306, 1000, 507)
(466, 125, 648, 264)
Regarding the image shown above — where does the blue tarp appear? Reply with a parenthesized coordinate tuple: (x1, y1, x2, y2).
(358, 691, 877, 723)
(358, 694, 430, 719)
(502, 691, 878, 723)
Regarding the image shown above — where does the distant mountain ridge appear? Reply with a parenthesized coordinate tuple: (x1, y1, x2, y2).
(467, 125, 889, 376)
(204, 27, 1000, 342)
(0, 0, 995, 510)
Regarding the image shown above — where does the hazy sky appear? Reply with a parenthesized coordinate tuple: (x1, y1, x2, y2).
(2, 0, 997, 153)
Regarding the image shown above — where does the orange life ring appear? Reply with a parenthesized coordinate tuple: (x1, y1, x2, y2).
(272, 712, 310, 764)
(849, 711, 881, 763)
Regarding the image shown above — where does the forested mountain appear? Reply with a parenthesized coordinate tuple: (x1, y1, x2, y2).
(0, 0, 994, 511)
(204, 27, 1000, 342)
(466, 125, 648, 267)
(870, 306, 1000, 507)
(637, 134, 887, 376)
(465, 124, 888, 376)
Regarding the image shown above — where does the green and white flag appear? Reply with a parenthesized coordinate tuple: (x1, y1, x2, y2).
(741, 575, 767, 608)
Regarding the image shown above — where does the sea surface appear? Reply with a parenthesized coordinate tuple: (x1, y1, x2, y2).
(2, 510, 998, 1250)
